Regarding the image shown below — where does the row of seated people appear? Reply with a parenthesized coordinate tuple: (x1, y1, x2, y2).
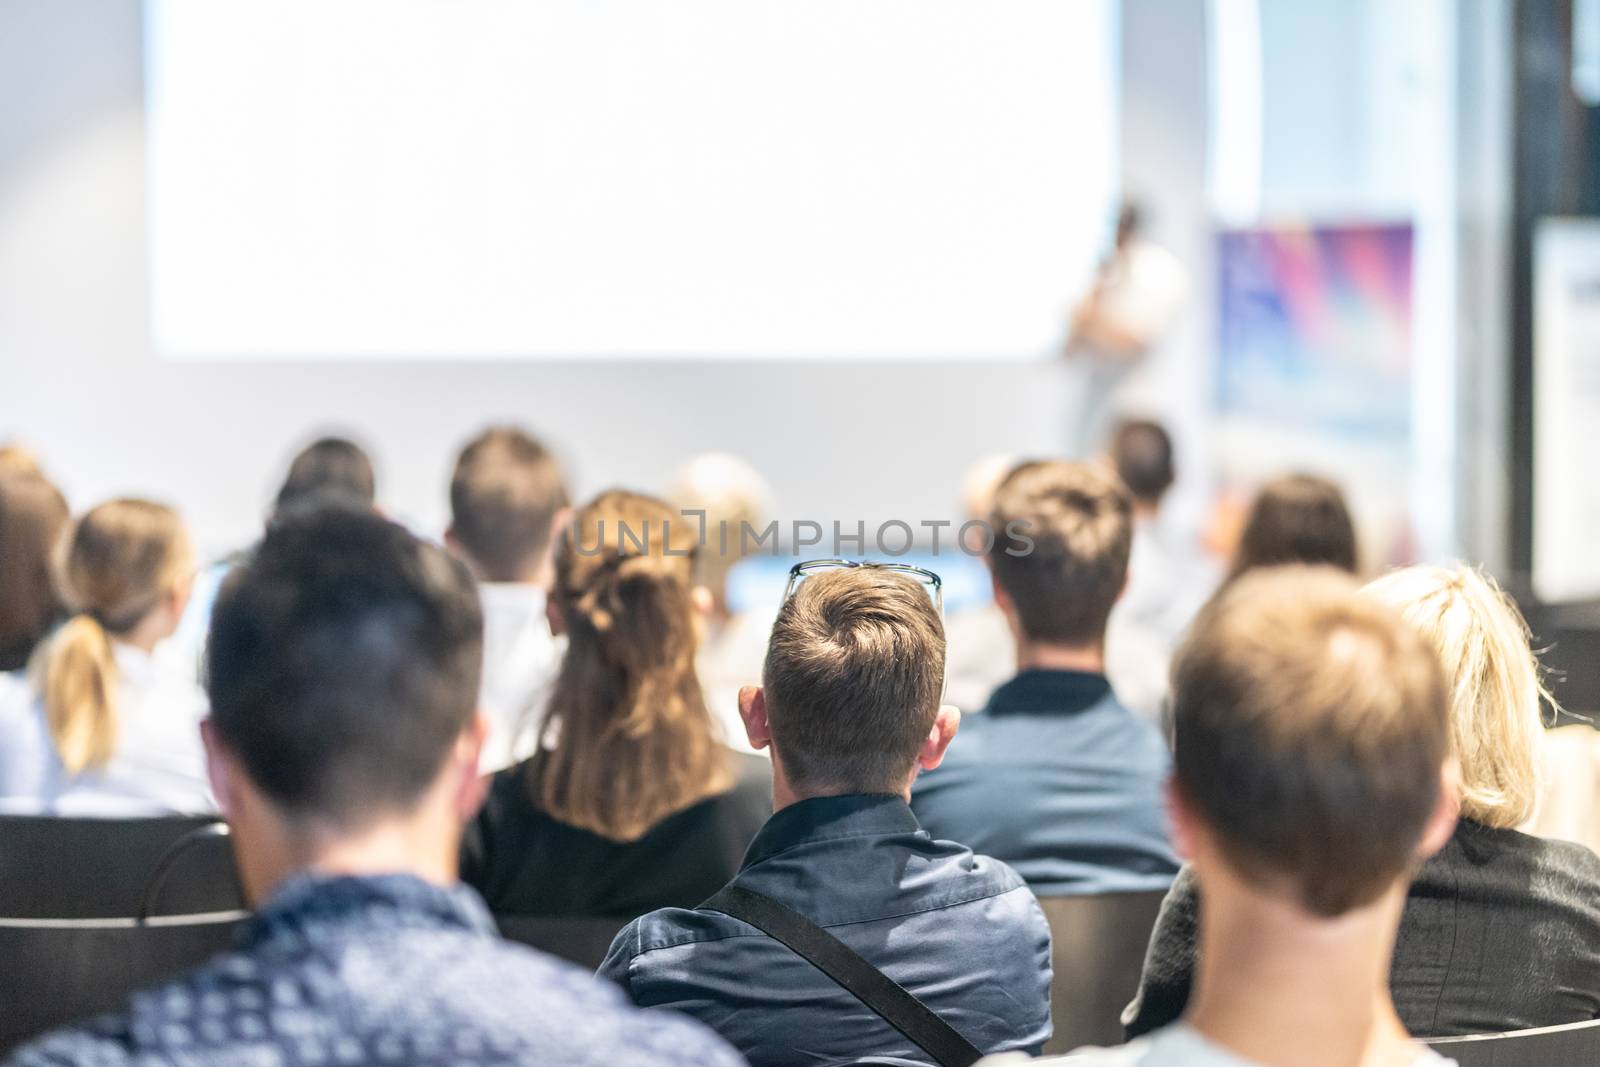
(0, 438, 1596, 1065)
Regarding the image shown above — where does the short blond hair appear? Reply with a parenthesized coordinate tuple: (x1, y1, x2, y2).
(1363, 564, 1550, 829)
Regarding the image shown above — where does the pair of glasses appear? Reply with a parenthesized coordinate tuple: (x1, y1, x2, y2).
(783, 559, 944, 617)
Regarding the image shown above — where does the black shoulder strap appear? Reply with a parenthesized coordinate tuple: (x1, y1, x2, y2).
(703, 884, 984, 1067)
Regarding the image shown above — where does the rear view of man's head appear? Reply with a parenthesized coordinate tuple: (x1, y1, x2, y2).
(746, 568, 950, 799)
(205, 504, 485, 897)
(989, 460, 1132, 649)
(274, 436, 376, 516)
(449, 426, 569, 584)
(1109, 419, 1175, 513)
(1171, 567, 1454, 918)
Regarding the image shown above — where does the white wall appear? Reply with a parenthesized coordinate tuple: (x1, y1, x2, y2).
(0, 1, 1093, 560)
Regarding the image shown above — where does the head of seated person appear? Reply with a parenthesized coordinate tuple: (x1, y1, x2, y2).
(532, 489, 733, 840)
(447, 426, 569, 587)
(1364, 564, 1548, 833)
(36, 500, 195, 777)
(272, 435, 377, 519)
(0, 469, 70, 672)
(988, 459, 1131, 671)
(739, 566, 951, 807)
(1109, 418, 1175, 521)
(668, 452, 771, 624)
(1226, 473, 1357, 583)
(1160, 566, 1455, 1062)
(203, 502, 485, 903)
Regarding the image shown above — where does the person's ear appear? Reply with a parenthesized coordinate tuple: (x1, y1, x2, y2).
(990, 571, 1012, 614)
(453, 714, 492, 823)
(1165, 777, 1198, 861)
(738, 686, 772, 752)
(916, 705, 961, 773)
(545, 596, 567, 637)
(443, 527, 462, 556)
(200, 719, 240, 821)
(691, 585, 715, 619)
(1415, 758, 1462, 860)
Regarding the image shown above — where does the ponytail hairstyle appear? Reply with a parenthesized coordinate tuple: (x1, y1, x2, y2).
(531, 489, 730, 841)
(36, 500, 191, 774)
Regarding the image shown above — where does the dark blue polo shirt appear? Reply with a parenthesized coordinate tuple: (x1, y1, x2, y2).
(599, 794, 1052, 1066)
(911, 670, 1179, 896)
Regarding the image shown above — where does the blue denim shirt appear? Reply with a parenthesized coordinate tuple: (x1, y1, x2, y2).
(600, 794, 1052, 1067)
(912, 670, 1180, 896)
(9, 873, 744, 1067)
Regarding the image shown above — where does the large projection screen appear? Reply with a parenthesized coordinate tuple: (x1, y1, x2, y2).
(145, 1, 1118, 360)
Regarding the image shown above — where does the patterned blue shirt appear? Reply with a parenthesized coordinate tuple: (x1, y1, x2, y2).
(8, 873, 746, 1067)
(600, 794, 1052, 1066)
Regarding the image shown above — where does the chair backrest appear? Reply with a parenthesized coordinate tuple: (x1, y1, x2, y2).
(494, 914, 631, 971)
(1426, 1018, 1600, 1067)
(0, 911, 246, 1054)
(0, 814, 243, 918)
(1037, 890, 1167, 1055)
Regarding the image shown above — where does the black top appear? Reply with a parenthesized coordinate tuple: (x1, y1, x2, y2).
(1125, 820, 1600, 1038)
(461, 752, 771, 918)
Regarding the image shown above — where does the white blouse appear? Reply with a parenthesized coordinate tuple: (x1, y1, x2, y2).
(0, 642, 214, 816)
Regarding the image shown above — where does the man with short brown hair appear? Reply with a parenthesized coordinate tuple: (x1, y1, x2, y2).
(601, 566, 1053, 1066)
(914, 459, 1179, 895)
(985, 566, 1459, 1066)
(445, 425, 570, 771)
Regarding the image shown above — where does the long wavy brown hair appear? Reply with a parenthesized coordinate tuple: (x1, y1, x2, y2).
(529, 489, 730, 841)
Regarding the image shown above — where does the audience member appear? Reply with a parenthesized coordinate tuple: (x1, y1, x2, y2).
(1127, 564, 1600, 1038)
(462, 489, 770, 918)
(1224, 473, 1358, 582)
(987, 566, 1459, 1067)
(942, 453, 1020, 713)
(0, 499, 209, 815)
(0, 470, 70, 672)
(912, 460, 1179, 894)
(668, 452, 776, 753)
(445, 426, 571, 770)
(601, 565, 1052, 1066)
(7, 503, 744, 1067)
(272, 434, 376, 514)
(1103, 418, 1217, 721)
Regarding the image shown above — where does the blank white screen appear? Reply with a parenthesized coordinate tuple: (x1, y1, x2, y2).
(146, 0, 1117, 359)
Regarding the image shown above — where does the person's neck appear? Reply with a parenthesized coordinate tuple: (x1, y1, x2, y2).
(1014, 639, 1105, 675)
(768, 754, 908, 814)
(1133, 501, 1162, 524)
(1186, 873, 1416, 1067)
(240, 812, 460, 907)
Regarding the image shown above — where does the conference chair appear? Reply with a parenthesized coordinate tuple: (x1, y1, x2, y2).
(1038, 890, 1167, 1054)
(0, 909, 246, 1053)
(1426, 1019, 1600, 1067)
(0, 814, 243, 918)
(494, 914, 632, 971)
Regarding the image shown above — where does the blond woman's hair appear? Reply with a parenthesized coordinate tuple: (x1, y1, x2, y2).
(530, 489, 730, 841)
(34, 500, 191, 774)
(1363, 564, 1552, 829)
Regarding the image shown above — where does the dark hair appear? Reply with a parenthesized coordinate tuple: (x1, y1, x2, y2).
(762, 568, 945, 795)
(1110, 419, 1175, 505)
(449, 427, 569, 582)
(1227, 474, 1357, 582)
(1172, 566, 1448, 917)
(275, 437, 376, 515)
(207, 503, 482, 826)
(989, 460, 1132, 646)
(0, 473, 70, 672)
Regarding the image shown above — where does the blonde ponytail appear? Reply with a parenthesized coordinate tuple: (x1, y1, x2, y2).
(34, 499, 191, 776)
(40, 614, 120, 773)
